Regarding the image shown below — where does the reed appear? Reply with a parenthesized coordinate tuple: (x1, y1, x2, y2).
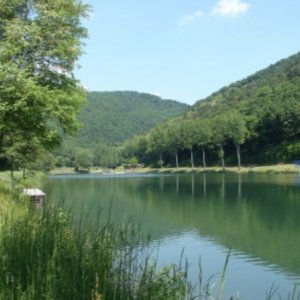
(0, 198, 194, 300)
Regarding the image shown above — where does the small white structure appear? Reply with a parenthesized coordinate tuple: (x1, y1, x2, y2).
(23, 188, 46, 203)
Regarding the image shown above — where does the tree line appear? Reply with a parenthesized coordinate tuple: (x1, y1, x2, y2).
(122, 110, 248, 170)
(122, 54, 300, 169)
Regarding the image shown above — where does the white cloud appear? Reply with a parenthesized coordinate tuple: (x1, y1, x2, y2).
(178, 0, 250, 27)
(212, 0, 251, 17)
(179, 10, 204, 26)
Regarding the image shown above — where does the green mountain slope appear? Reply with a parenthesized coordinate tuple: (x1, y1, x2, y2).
(188, 52, 300, 162)
(70, 91, 189, 148)
(123, 52, 300, 167)
(191, 52, 300, 119)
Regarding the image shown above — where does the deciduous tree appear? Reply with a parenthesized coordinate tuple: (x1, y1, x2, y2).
(0, 0, 89, 168)
(194, 119, 212, 169)
(226, 110, 249, 170)
(74, 148, 93, 171)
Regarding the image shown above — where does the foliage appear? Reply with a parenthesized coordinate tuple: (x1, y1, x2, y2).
(56, 91, 188, 168)
(94, 145, 122, 168)
(190, 53, 300, 163)
(123, 52, 300, 168)
(0, 0, 89, 169)
(74, 147, 93, 171)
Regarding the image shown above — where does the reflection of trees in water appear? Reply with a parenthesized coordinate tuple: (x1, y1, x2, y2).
(203, 174, 206, 198)
(191, 174, 194, 198)
(159, 176, 164, 192)
(46, 174, 300, 276)
(238, 173, 242, 200)
(221, 174, 225, 200)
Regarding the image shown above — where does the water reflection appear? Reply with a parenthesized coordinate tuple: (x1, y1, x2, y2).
(203, 173, 207, 198)
(45, 173, 300, 298)
(238, 173, 242, 200)
(153, 231, 299, 300)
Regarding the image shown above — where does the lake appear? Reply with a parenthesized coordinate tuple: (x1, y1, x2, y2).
(45, 172, 300, 299)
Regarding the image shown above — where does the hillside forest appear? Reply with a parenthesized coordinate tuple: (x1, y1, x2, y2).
(122, 52, 300, 170)
(53, 91, 189, 169)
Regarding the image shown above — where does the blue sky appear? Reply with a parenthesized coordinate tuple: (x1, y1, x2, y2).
(76, 0, 300, 105)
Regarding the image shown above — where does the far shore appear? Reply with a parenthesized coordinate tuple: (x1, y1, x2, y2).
(50, 164, 299, 175)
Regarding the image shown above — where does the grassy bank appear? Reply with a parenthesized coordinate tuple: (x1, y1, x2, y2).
(141, 164, 299, 174)
(0, 170, 47, 189)
(50, 164, 299, 176)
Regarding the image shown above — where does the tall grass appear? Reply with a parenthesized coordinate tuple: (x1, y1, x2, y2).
(0, 199, 195, 300)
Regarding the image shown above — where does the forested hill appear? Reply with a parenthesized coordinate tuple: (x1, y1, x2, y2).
(58, 53, 299, 169)
(183, 51, 300, 163)
(190, 52, 300, 118)
(74, 91, 189, 147)
(123, 52, 300, 167)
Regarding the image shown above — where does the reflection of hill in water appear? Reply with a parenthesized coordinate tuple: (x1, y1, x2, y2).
(45, 173, 300, 277)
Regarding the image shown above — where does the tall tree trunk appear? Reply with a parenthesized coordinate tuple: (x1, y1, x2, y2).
(10, 158, 15, 190)
(175, 150, 179, 169)
(190, 148, 194, 169)
(236, 143, 241, 171)
(159, 153, 164, 168)
(0, 131, 4, 153)
(220, 145, 225, 172)
(11, 167, 14, 182)
(202, 144, 206, 169)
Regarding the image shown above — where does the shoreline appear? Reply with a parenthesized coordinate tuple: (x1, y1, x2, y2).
(50, 164, 299, 175)
(141, 164, 299, 174)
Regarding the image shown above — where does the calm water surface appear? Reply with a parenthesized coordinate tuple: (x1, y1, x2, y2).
(45, 173, 300, 299)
